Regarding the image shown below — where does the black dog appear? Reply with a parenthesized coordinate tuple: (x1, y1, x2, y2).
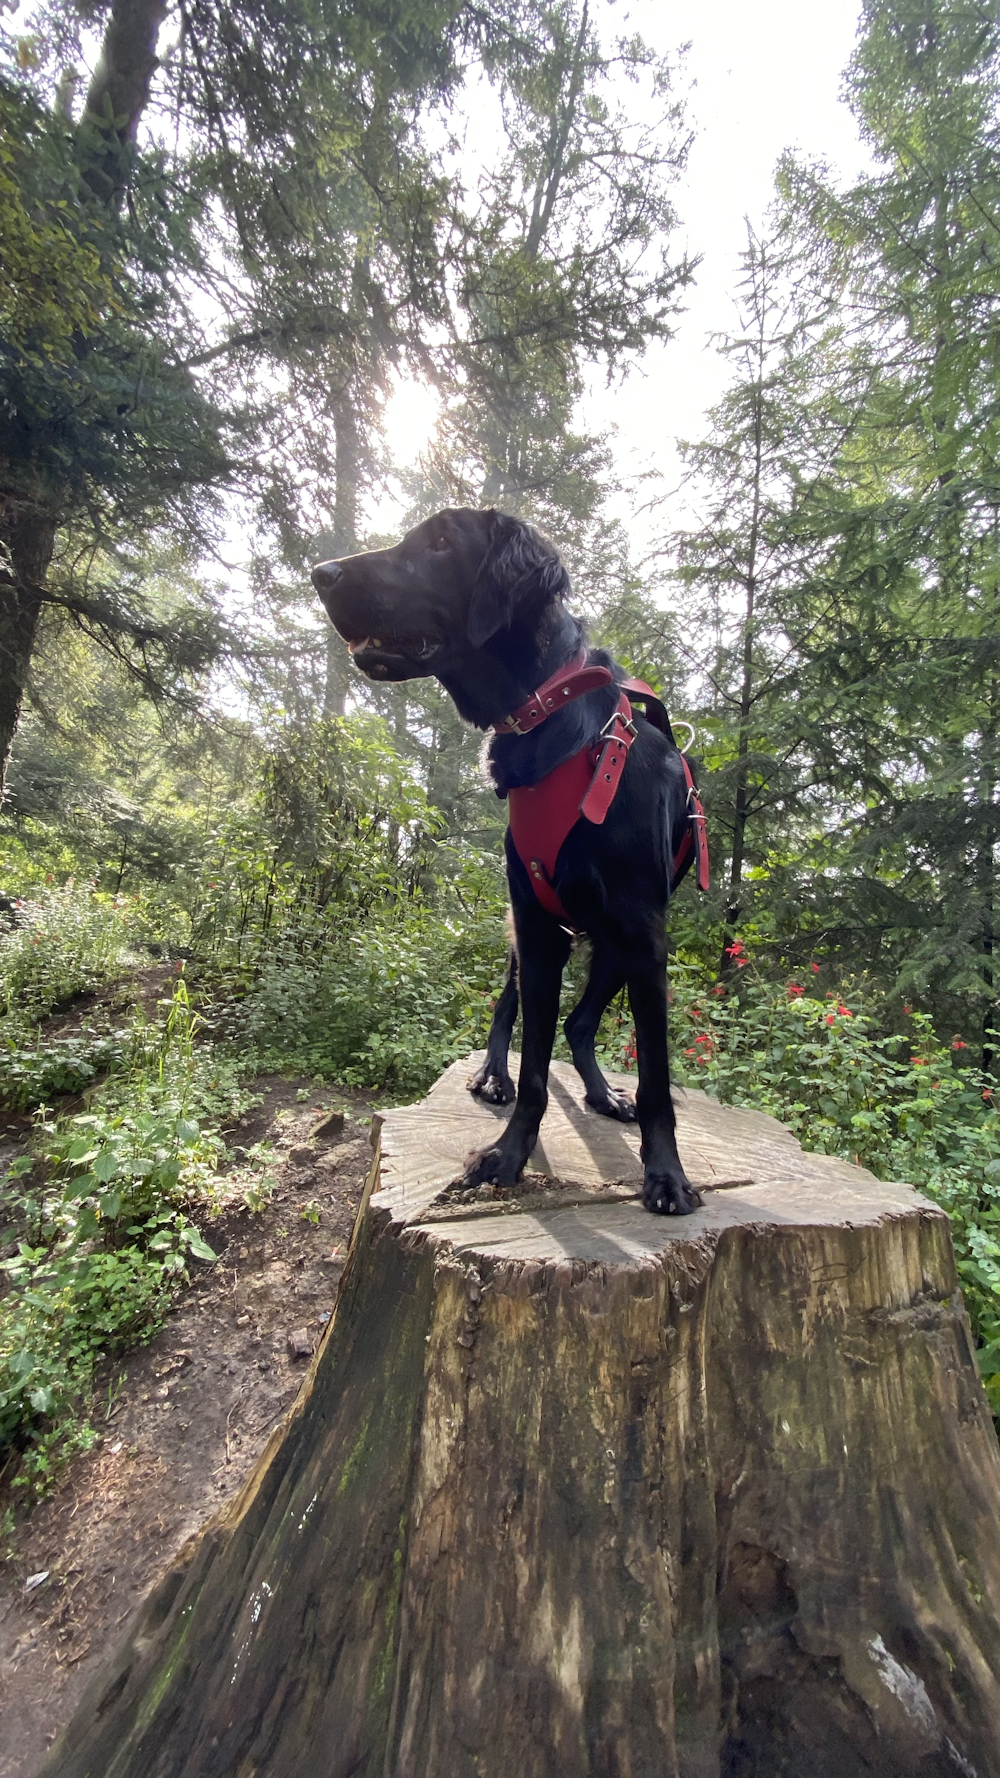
(312, 507, 701, 1214)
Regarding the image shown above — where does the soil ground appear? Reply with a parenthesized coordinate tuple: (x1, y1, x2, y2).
(0, 1070, 377, 1778)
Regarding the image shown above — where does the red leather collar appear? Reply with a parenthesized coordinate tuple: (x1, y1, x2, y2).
(494, 652, 614, 734)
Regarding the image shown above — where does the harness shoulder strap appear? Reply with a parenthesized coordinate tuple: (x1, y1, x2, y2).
(620, 677, 677, 746)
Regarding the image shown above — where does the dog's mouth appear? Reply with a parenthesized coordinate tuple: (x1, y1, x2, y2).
(346, 634, 442, 676)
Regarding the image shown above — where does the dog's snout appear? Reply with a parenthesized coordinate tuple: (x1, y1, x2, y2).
(312, 560, 343, 595)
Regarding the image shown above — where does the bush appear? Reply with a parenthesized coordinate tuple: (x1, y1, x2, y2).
(241, 902, 508, 1097)
(0, 882, 155, 1022)
(0, 979, 258, 1496)
(0, 1242, 177, 1496)
(0, 1026, 129, 1109)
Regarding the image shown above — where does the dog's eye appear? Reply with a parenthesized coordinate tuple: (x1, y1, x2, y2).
(427, 532, 451, 553)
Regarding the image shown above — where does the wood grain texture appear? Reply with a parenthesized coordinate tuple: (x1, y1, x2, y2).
(38, 1059, 1000, 1778)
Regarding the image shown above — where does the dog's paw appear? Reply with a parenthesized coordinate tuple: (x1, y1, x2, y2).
(467, 1066, 516, 1106)
(585, 1088, 637, 1123)
(462, 1142, 524, 1189)
(642, 1171, 703, 1216)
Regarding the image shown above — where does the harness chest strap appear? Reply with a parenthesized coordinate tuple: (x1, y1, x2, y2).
(502, 662, 709, 920)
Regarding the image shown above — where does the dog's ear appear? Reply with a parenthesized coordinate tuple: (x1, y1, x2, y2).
(467, 512, 571, 647)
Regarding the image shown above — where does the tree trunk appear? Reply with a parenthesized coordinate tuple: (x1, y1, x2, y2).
(39, 1059, 1000, 1778)
(80, 0, 169, 204)
(0, 510, 55, 791)
(0, 0, 167, 785)
(720, 232, 766, 970)
(322, 391, 361, 719)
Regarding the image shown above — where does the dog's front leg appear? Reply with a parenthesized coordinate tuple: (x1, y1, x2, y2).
(463, 903, 571, 1188)
(468, 945, 518, 1105)
(628, 932, 702, 1216)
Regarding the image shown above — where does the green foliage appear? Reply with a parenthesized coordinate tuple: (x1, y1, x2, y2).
(242, 891, 508, 1096)
(0, 976, 257, 1497)
(0, 883, 145, 1020)
(0, 1026, 127, 1111)
(0, 1243, 174, 1497)
(0, 79, 114, 365)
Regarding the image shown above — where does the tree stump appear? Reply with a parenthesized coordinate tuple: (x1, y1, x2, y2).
(40, 1057, 1000, 1778)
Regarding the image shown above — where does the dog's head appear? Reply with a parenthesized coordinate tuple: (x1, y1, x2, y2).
(311, 508, 574, 724)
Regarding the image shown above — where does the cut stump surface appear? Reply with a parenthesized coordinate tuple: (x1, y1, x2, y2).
(39, 1058, 1000, 1778)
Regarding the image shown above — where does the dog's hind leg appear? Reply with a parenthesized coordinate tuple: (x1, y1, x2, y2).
(564, 946, 636, 1121)
(468, 946, 518, 1105)
(463, 902, 571, 1188)
(628, 922, 701, 1216)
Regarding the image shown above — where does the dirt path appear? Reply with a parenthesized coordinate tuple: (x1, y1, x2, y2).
(0, 1075, 377, 1778)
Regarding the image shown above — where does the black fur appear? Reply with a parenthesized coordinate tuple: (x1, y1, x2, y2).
(312, 507, 701, 1215)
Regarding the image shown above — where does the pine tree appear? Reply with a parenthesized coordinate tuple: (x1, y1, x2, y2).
(779, 0, 1000, 1054)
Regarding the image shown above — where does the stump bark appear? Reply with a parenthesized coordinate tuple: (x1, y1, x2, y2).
(39, 1057, 1000, 1778)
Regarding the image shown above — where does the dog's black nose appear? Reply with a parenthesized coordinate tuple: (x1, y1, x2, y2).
(312, 560, 343, 594)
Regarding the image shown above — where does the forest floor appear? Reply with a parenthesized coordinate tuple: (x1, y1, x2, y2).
(0, 1065, 378, 1778)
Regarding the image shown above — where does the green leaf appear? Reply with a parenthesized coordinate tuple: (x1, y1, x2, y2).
(182, 1227, 217, 1262)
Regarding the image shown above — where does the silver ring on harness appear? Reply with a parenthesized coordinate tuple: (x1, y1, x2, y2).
(674, 721, 696, 754)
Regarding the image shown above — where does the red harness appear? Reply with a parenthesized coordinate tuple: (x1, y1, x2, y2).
(498, 653, 709, 923)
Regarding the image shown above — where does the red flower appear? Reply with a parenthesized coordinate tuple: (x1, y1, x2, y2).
(725, 939, 745, 957)
(913, 1058, 928, 1066)
(810, 962, 820, 974)
(695, 1034, 711, 1046)
(711, 984, 726, 996)
(825, 1013, 835, 1026)
(953, 1038, 968, 1050)
(984, 1090, 993, 1102)
(837, 1004, 852, 1018)
(903, 1004, 912, 1015)
(788, 982, 804, 997)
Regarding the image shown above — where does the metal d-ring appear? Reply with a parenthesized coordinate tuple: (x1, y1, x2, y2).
(674, 721, 696, 754)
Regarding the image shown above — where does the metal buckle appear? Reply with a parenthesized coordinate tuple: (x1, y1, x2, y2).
(599, 710, 636, 742)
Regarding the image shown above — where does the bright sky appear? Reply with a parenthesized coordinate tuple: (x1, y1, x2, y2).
(377, 0, 873, 547)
